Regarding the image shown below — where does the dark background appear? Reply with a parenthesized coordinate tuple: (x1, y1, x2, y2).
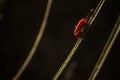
(0, 0, 120, 80)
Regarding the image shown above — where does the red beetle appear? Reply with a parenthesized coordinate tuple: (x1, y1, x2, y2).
(74, 18, 88, 38)
(74, 9, 94, 38)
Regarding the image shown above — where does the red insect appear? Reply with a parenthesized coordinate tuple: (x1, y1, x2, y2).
(74, 18, 88, 38)
(74, 9, 94, 38)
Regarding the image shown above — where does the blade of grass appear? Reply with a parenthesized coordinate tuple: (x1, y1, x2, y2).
(88, 14, 120, 80)
(52, 0, 106, 80)
(12, 0, 53, 80)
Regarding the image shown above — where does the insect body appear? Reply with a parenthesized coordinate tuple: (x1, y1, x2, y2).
(74, 9, 94, 38)
(74, 18, 88, 38)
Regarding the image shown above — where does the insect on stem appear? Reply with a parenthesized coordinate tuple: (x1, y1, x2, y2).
(52, 0, 106, 80)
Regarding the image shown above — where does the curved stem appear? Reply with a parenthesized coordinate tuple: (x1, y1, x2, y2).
(12, 0, 53, 80)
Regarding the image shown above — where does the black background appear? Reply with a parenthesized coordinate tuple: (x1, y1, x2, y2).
(0, 0, 120, 80)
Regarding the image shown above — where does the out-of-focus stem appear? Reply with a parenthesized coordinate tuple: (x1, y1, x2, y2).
(88, 14, 120, 80)
(12, 0, 53, 80)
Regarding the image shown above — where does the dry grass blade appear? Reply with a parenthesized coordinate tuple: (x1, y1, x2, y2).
(12, 0, 53, 80)
(52, 0, 106, 80)
(88, 14, 120, 80)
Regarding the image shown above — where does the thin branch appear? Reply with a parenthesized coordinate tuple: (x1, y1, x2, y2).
(12, 0, 53, 80)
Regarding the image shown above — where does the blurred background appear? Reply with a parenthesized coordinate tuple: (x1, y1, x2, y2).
(0, 0, 120, 80)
